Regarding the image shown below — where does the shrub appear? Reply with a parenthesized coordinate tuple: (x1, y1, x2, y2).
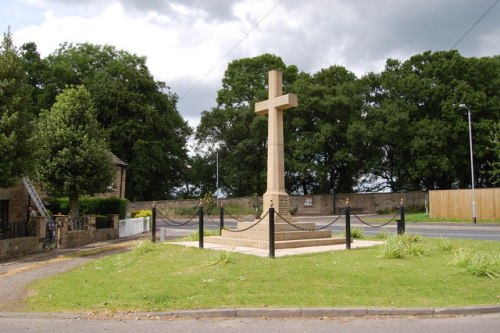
(131, 210, 152, 218)
(47, 197, 127, 218)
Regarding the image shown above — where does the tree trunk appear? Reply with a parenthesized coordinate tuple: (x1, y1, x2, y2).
(69, 192, 79, 218)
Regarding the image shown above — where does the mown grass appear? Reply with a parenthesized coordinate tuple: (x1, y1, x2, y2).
(25, 238, 499, 312)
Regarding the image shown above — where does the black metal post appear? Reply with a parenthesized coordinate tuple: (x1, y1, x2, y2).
(269, 207, 275, 258)
(220, 206, 224, 236)
(198, 206, 204, 248)
(345, 202, 351, 250)
(151, 206, 157, 243)
(398, 199, 406, 235)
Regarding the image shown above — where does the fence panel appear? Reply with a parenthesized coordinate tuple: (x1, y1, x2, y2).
(119, 217, 151, 237)
(429, 188, 499, 220)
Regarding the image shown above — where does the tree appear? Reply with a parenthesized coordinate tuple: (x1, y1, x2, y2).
(33, 86, 114, 217)
(287, 66, 365, 194)
(0, 29, 32, 187)
(23, 43, 192, 200)
(354, 51, 500, 191)
(195, 54, 298, 197)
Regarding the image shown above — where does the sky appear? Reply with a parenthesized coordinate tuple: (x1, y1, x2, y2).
(2, 0, 499, 129)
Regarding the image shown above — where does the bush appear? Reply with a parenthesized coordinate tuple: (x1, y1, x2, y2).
(131, 210, 152, 218)
(48, 197, 127, 218)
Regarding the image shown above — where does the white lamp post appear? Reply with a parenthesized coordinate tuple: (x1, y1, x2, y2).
(458, 104, 477, 224)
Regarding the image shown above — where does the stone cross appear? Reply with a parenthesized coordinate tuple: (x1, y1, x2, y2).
(255, 69, 298, 217)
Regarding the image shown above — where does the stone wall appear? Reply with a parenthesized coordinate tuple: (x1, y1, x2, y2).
(0, 237, 42, 261)
(127, 192, 427, 216)
(0, 216, 46, 261)
(56, 214, 119, 249)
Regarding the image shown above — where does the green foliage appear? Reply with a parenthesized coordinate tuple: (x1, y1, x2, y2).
(25, 42, 191, 201)
(342, 227, 364, 239)
(32, 85, 115, 217)
(373, 230, 389, 240)
(26, 238, 500, 311)
(0, 29, 33, 187)
(379, 234, 427, 259)
(201, 192, 216, 215)
(205, 250, 235, 266)
(452, 248, 499, 279)
(48, 197, 127, 218)
(133, 240, 158, 254)
(436, 237, 455, 252)
(131, 210, 152, 218)
(182, 229, 220, 241)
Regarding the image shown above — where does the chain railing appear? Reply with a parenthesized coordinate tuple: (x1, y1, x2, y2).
(274, 211, 343, 231)
(156, 209, 199, 227)
(351, 210, 399, 228)
(221, 210, 268, 233)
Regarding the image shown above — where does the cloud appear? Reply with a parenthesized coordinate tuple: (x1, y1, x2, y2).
(8, 0, 500, 126)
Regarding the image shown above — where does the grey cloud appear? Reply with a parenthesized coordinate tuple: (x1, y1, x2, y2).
(118, 0, 236, 21)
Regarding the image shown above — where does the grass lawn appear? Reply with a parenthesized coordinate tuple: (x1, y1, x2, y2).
(25, 237, 499, 312)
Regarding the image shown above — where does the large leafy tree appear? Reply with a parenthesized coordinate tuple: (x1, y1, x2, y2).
(355, 51, 499, 191)
(287, 66, 365, 194)
(195, 54, 298, 197)
(23, 43, 192, 200)
(0, 29, 32, 187)
(33, 86, 114, 217)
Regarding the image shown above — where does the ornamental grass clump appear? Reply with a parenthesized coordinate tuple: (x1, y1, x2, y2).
(379, 234, 427, 259)
(205, 250, 235, 266)
(452, 248, 499, 279)
(133, 240, 158, 254)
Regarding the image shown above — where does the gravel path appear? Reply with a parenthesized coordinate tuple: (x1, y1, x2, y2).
(0, 237, 142, 311)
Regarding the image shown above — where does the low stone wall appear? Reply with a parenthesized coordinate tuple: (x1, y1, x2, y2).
(128, 192, 427, 216)
(56, 214, 119, 249)
(0, 216, 47, 260)
(0, 237, 42, 261)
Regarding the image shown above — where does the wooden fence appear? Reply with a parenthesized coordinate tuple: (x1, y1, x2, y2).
(429, 188, 499, 220)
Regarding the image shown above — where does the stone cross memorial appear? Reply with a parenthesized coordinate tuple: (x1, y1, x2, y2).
(255, 69, 298, 218)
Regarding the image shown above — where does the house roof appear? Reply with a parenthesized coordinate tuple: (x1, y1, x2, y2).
(110, 152, 128, 167)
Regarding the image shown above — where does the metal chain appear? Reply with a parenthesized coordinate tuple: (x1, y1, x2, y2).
(223, 209, 254, 223)
(156, 210, 198, 227)
(222, 211, 268, 233)
(275, 211, 342, 231)
(352, 210, 399, 228)
(205, 214, 220, 227)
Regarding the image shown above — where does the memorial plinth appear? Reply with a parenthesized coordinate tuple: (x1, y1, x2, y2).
(206, 69, 343, 249)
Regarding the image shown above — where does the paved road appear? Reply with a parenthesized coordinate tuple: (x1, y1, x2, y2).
(156, 215, 500, 241)
(1, 313, 499, 333)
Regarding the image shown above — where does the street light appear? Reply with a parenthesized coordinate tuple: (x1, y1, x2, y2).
(458, 104, 477, 224)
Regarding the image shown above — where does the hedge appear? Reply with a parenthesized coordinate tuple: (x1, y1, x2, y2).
(48, 197, 127, 219)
